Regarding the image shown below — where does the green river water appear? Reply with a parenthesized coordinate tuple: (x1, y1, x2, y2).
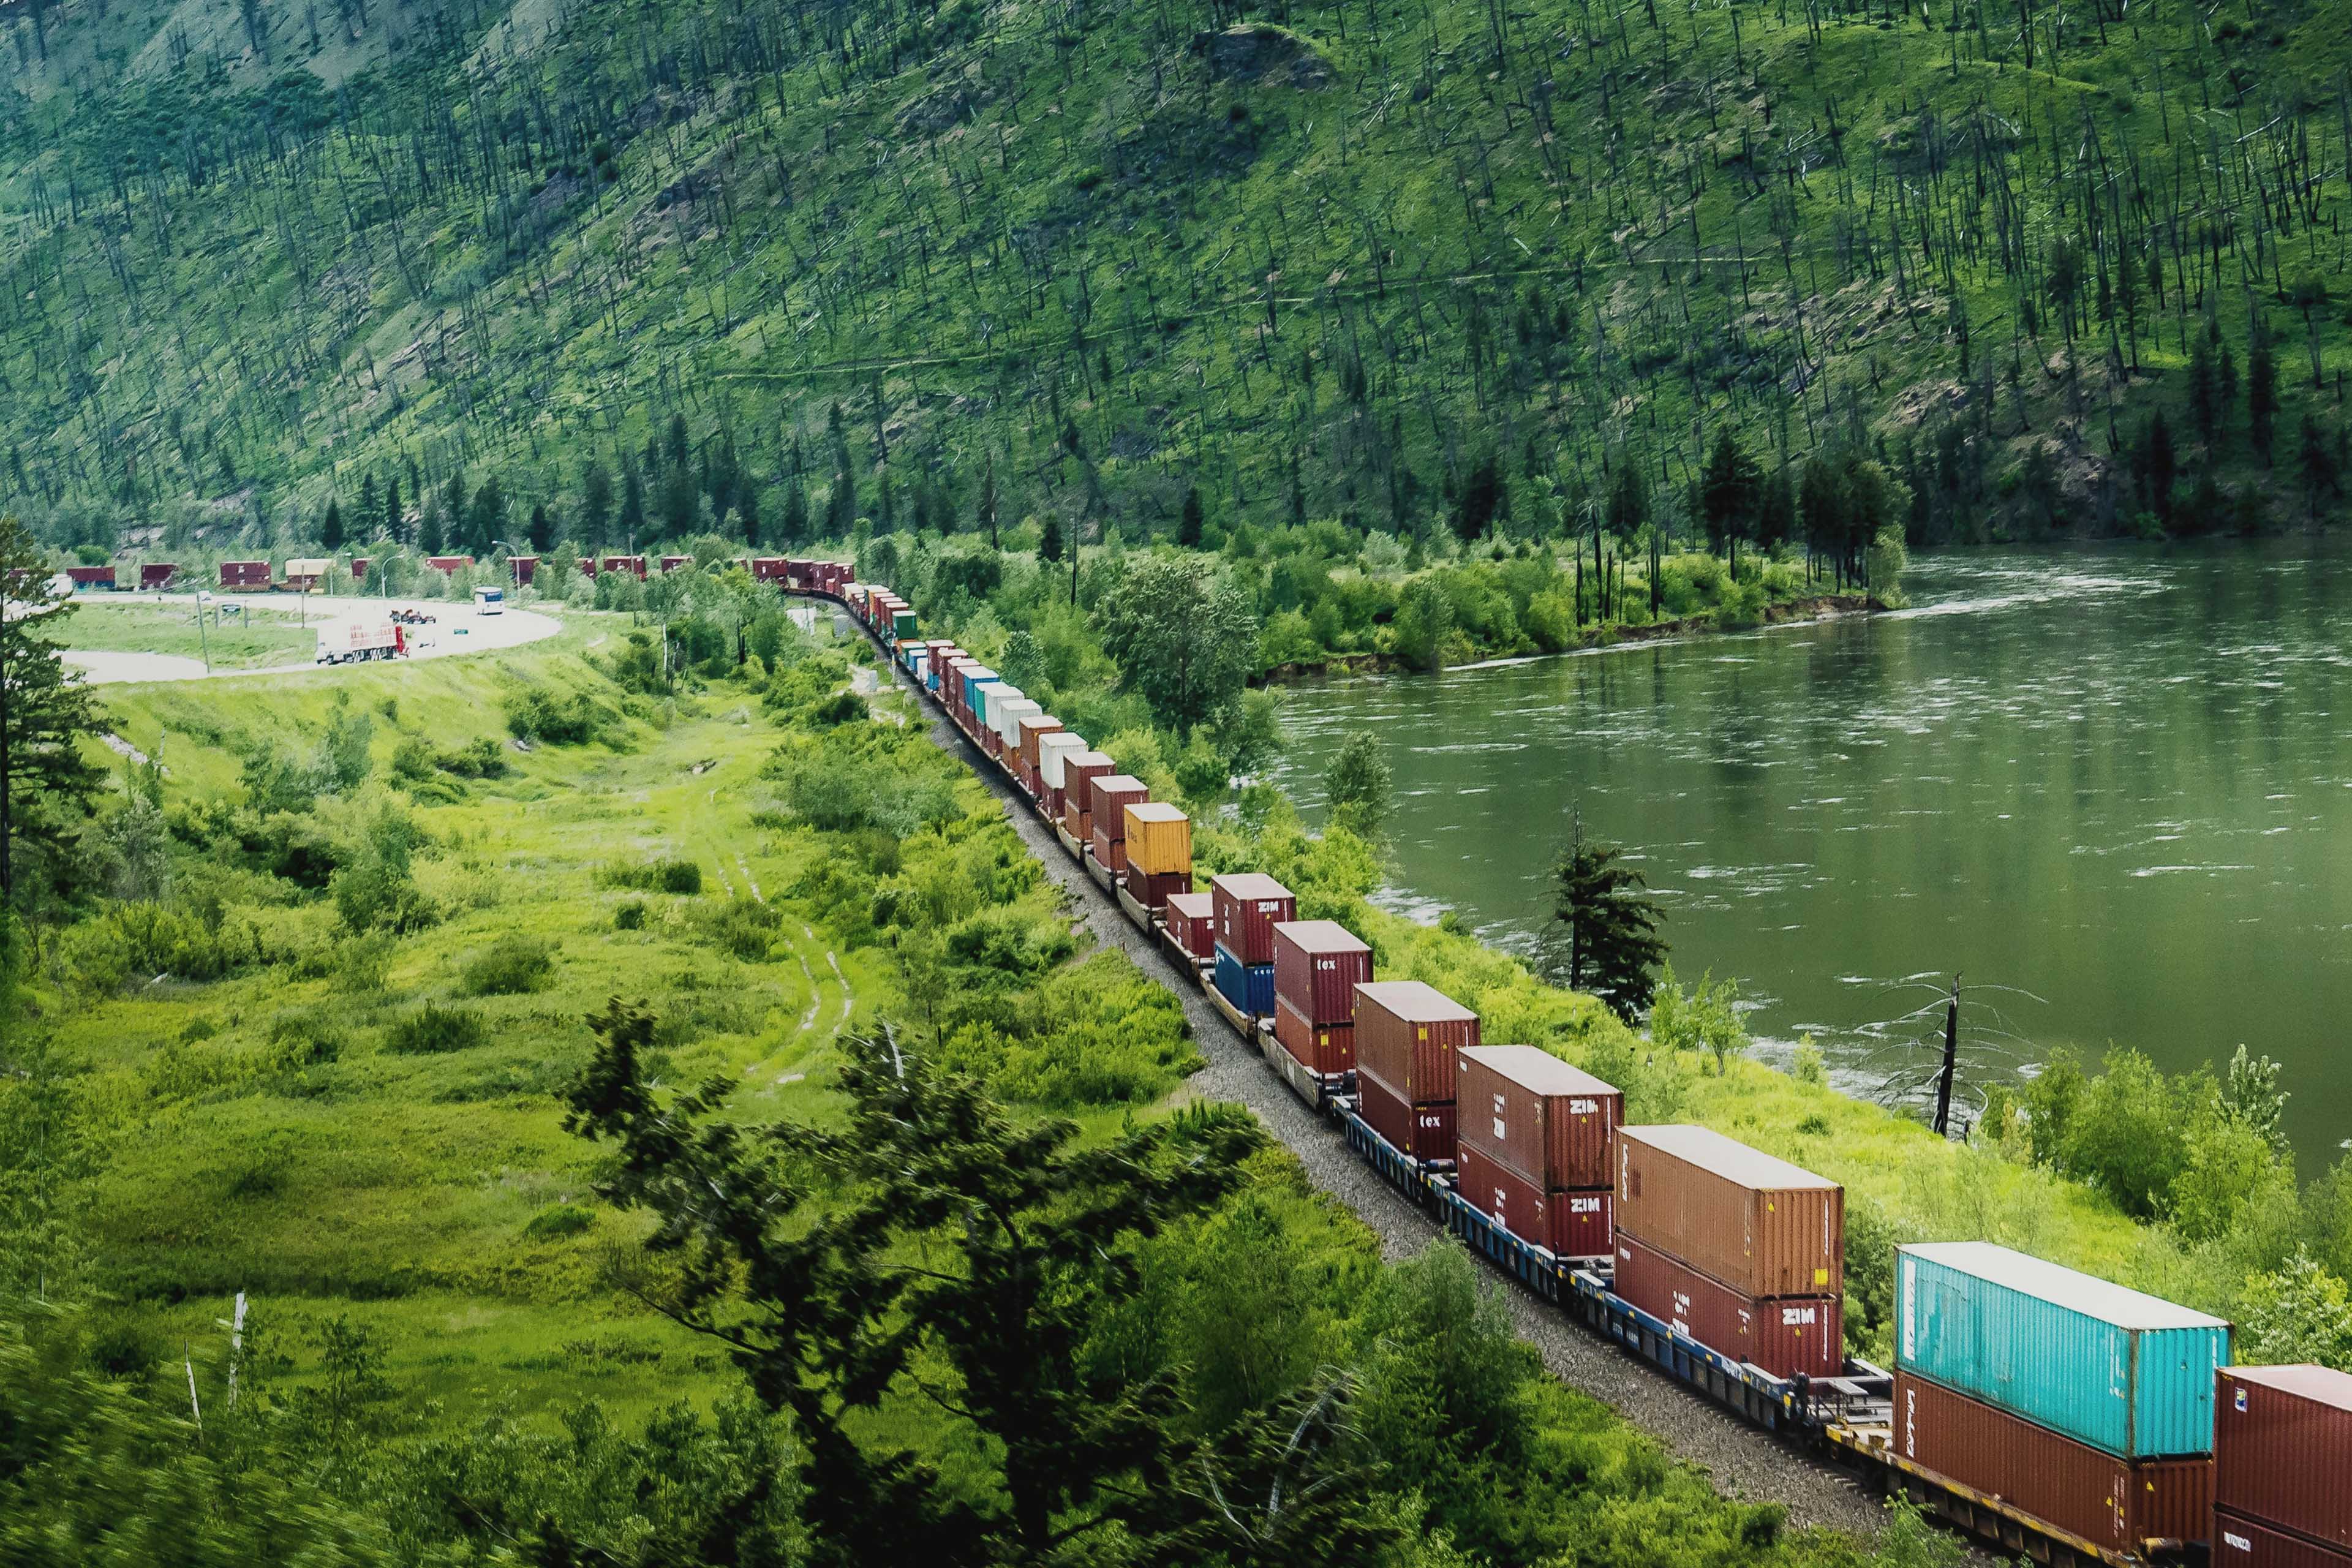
(1269, 543, 2352, 1167)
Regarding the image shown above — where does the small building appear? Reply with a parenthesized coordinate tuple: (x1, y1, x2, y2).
(509, 554, 539, 586)
(139, 562, 179, 590)
(219, 560, 271, 590)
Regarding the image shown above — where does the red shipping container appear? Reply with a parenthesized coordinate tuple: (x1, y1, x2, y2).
(1615, 1234, 1842, 1379)
(140, 563, 179, 589)
(1061, 753, 1114, 838)
(510, 555, 540, 584)
(1211, 873, 1297, 966)
(2218, 1515, 2352, 1568)
(1017, 715, 1064, 770)
(1613, 1124, 1844, 1298)
(1121, 864, 1191, 911)
(1354, 981, 1478, 1104)
(1091, 826, 1128, 875)
(1455, 1045, 1622, 1192)
(1163, 892, 1214, 960)
(1891, 1371, 2213, 1555)
(1355, 1070, 1457, 1164)
(1455, 1144, 1611, 1258)
(1273, 995, 1355, 1077)
(2217, 1365, 2352, 1551)
(1273, 920, 1373, 1026)
(219, 560, 270, 588)
(1088, 775, 1149, 843)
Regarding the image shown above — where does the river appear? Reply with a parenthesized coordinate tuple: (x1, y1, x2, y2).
(1269, 543, 2352, 1168)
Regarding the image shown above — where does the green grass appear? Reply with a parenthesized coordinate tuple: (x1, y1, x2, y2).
(56, 600, 321, 670)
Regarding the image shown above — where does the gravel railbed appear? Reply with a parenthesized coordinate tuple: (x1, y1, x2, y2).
(876, 660, 1897, 1540)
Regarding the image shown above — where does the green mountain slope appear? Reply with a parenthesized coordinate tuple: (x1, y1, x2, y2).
(2, 0, 2350, 552)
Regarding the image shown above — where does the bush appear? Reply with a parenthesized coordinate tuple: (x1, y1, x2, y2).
(522, 1204, 595, 1242)
(59, 901, 260, 990)
(460, 933, 558, 996)
(267, 1009, 347, 1068)
(614, 899, 647, 930)
(600, 857, 702, 894)
(506, 685, 608, 745)
(385, 1002, 490, 1055)
(697, 896, 783, 960)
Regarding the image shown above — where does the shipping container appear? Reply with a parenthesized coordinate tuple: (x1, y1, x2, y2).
(1456, 1046, 1621, 1192)
(1017, 715, 1065, 771)
(2215, 1364, 2352, 1548)
(1355, 1071, 1457, 1164)
(352, 558, 371, 579)
(220, 560, 270, 589)
(1210, 873, 1298, 966)
(990, 692, 1036, 749)
(752, 557, 790, 582)
(1272, 996, 1354, 1077)
(1614, 1125, 1844, 1300)
(1616, 1234, 1843, 1379)
(1272, 920, 1374, 1027)
(429, 554, 477, 574)
(2218, 1514, 2352, 1568)
(1891, 1371, 2214, 1555)
(1896, 1242, 2231, 1460)
(1122, 864, 1191, 911)
(1163, 892, 1215, 961)
(1090, 775, 1148, 842)
(1353, 981, 1478, 1105)
(1213, 943, 1276, 1017)
(1455, 1144, 1611, 1259)
(1062, 753, 1115, 839)
(1124, 803, 1192, 875)
(660, 554, 692, 573)
(1037, 733, 1085, 790)
(510, 555, 540, 585)
(892, 609, 918, 642)
(64, 565, 116, 590)
(140, 563, 179, 590)
(1091, 825, 1129, 875)
(600, 555, 647, 578)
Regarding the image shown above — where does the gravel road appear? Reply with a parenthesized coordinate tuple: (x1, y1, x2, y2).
(869, 653, 1896, 1540)
(61, 595, 562, 684)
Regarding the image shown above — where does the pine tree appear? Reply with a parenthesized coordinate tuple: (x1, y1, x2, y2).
(581, 461, 614, 548)
(620, 465, 646, 540)
(666, 411, 691, 472)
(1545, 820, 1667, 1023)
(782, 481, 809, 545)
(1699, 428, 1760, 561)
(527, 503, 552, 552)
(1037, 513, 1065, 564)
(1, 516, 106, 901)
(738, 482, 762, 548)
(2250, 318, 2281, 466)
(384, 474, 402, 541)
(1178, 485, 1205, 547)
(320, 498, 344, 551)
(2187, 337, 2220, 450)
(2300, 414, 2340, 522)
(356, 474, 377, 540)
(467, 477, 506, 556)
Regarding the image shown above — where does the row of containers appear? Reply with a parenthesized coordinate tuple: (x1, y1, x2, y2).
(826, 570, 2351, 1568)
(62, 557, 861, 594)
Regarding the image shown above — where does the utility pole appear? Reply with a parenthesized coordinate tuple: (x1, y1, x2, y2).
(1933, 974, 1961, 1138)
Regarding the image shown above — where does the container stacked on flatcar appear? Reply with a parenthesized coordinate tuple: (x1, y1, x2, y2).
(1016, 714, 1065, 800)
(1611, 1125, 1843, 1379)
(1352, 981, 1475, 1164)
(1210, 874, 1294, 1019)
(2213, 1364, 2352, 1568)
(220, 560, 270, 590)
(1036, 733, 1085, 821)
(1162, 891, 1215, 969)
(140, 563, 179, 589)
(1123, 803, 1192, 914)
(1088, 775, 1149, 875)
(1453, 1046, 1618, 1261)
(1060, 752, 1114, 849)
(64, 565, 116, 590)
(1270, 919, 1370, 1079)
(1893, 1243, 2228, 1556)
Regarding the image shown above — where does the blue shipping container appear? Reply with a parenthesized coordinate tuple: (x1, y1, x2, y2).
(1213, 943, 1275, 1017)
(1897, 1242, 2231, 1458)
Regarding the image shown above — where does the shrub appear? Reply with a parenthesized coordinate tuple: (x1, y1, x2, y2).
(522, 1204, 595, 1242)
(506, 685, 608, 745)
(336, 932, 396, 995)
(268, 1009, 347, 1068)
(697, 896, 783, 960)
(599, 857, 702, 894)
(385, 1002, 490, 1055)
(225, 1131, 297, 1200)
(460, 933, 558, 996)
(614, 899, 647, 930)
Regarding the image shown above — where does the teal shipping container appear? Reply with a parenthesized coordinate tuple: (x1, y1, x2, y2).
(1896, 1242, 2231, 1459)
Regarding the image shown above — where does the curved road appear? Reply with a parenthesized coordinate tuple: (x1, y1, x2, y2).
(59, 595, 563, 684)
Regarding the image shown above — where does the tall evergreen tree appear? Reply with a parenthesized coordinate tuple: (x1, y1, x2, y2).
(1037, 512, 1065, 564)
(619, 465, 646, 540)
(383, 474, 402, 541)
(1698, 428, 1760, 563)
(1178, 484, 1205, 547)
(0, 516, 105, 904)
(2250, 317, 2281, 466)
(527, 503, 552, 552)
(1545, 820, 1667, 1023)
(782, 481, 809, 544)
(467, 477, 506, 556)
(356, 474, 377, 539)
(320, 498, 344, 551)
(581, 461, 614, 548)
(738, 482, 762, 548)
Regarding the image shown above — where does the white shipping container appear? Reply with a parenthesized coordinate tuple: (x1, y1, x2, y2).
(994, 696, 1041, 750)
(1038, 732, 1087, 789)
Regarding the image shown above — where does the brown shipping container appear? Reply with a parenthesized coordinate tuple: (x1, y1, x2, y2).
(1090, 825, 1128, 875)
(2217, 1365, 2352, 1550)
(1354, 981, 1479, 1104)
(1121, 864, 1191, 911)
(1613, 1124, 1844, 1298)
(1273, 995, 1355, 1077)
(1891, 1371, 2213, 1555)
(1163, 892, 1215, 960)
(1272, 920, 1372, 1025)
(1456, 1045, 1623, 1191)
(1212, 874, 1298, 966)
(1017, 714, 1064, 770)
(2219, 1515, 2352, 1568)
(1616, 1234, 1843, 1379)
(1062, 753, 1115, 838)
(1125, 803, 1193, 876)
(1455, 1145, 1612, 1258)
(1090, 776, 1149, 843)
(1356, 1069, 1457, 1163)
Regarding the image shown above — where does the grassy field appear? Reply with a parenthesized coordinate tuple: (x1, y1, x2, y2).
(56, 598, 325, 671)
(63, 614, 899, 1425)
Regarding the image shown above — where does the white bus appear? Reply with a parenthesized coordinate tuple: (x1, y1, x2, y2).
(473, 586, 505, 615)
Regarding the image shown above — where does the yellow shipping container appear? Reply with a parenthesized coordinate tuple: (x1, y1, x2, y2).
(1124, 802, 1192, 874)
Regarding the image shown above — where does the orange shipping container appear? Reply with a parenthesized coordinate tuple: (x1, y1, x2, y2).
(1123, 802, 1191, 875)
(1455, 1046, 1621, 1191)
(1272, 995, 1355, 1077)
(1354, 981, 1478, 1104)
(1613, 1124, 1844, 1298)
(1017, 714, 1065, 770)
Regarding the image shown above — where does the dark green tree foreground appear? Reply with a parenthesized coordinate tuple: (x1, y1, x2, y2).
(1547, 826, 1667, 1023)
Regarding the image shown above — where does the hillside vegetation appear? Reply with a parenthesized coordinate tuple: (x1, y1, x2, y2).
(2, 0, 2350, 560)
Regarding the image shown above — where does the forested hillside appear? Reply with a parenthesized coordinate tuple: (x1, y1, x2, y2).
(2, 0, 2351, 554)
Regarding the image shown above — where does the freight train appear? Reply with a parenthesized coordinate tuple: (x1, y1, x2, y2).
(796, 563, 2346, 1568)
(61, 553, 808, 595)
